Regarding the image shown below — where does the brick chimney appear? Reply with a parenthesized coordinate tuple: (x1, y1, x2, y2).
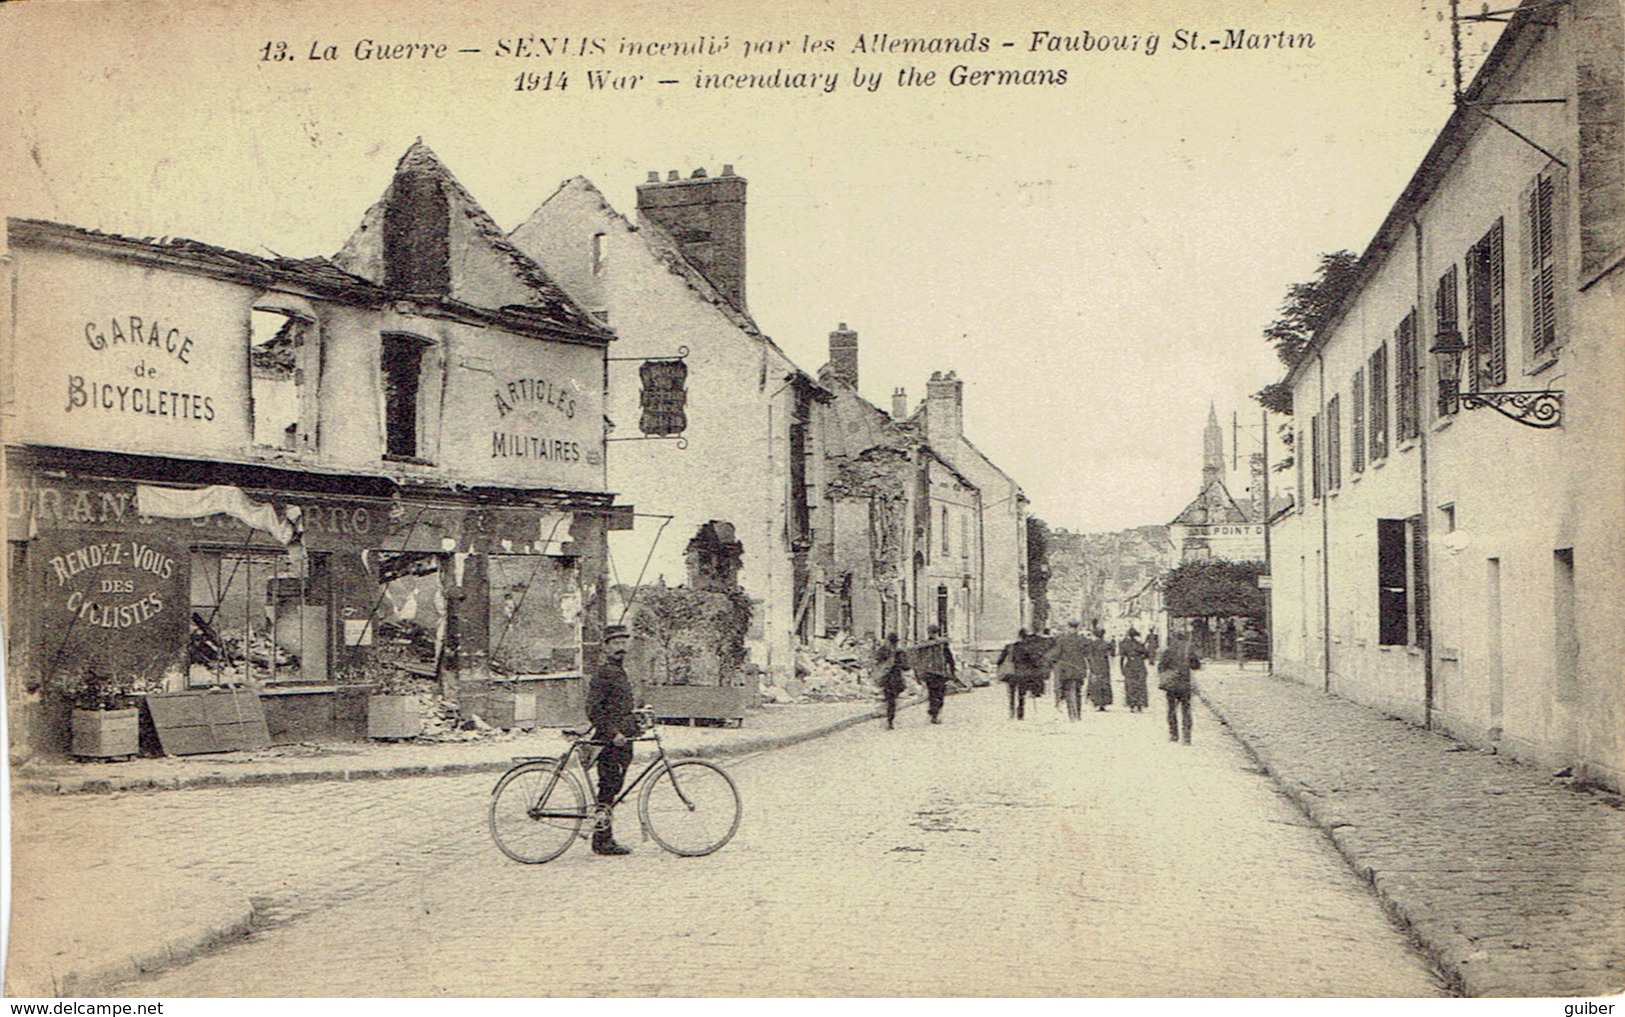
(827, 323, 858, 388)
(891, 387, 908, 419)
(383, 142, 451, 296)
(924, 370, 963, 444)
(637, 165, 747, 313)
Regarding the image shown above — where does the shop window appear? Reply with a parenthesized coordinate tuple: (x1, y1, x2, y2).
(359, 551, 445, 678)
(382, 333, 431, 461)
(1368, 344, 1389, 462)
(1466, 218, 1506, 388)
(1377, 519, 1409, 646)
(190, 549, 330, 686)
(488, 554, 583, 675)
(250, 301, 316, 452)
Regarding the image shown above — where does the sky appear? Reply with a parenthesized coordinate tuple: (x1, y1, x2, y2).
(0, 0, 1504, 534)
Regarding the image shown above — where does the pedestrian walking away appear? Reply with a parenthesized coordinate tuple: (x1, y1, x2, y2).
(1083, 623, 1114, 711)
(585, 623, 642, 855)
(1045, 620, 1089, 721)
(997, 629, 1048, 720)
(1118, 627, 1152, 713)
(873, 632, 908, 729)
(909, 624, 956, 725)
(1157, 626, 1200, 745)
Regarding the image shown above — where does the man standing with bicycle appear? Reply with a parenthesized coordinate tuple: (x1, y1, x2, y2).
(587, 623, 641, 856)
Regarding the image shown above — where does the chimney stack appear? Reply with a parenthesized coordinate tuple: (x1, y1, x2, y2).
(637, 166, 748, 313)
(827, 323, 858, 388)
(924, 370, 963, 445)
(891, 387, 908, 420)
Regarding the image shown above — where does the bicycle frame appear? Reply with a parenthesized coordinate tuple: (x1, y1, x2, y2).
(516, 723, 693, 828)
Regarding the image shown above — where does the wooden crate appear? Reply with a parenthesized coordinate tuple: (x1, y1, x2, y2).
(469, 689, 537, 731)
(146, 689, 271, 755)
(367, 694, 422, 740)
(70, 708, 139, 759)
(645, 685, 753, 726)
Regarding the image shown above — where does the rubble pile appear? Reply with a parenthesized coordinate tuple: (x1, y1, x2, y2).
(760, 638, 889, 705)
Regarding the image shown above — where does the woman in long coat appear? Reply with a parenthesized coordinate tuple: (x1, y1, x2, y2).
(1118, 628, 1152, 712)
(1083, 626, 1114, 711)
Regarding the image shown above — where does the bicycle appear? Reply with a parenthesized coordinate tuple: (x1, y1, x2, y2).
(488, 707, 741, 864)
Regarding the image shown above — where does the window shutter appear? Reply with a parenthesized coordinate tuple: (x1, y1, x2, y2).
(1485, 217, 1507, 387)
(1327, 396, 1341, 491)
(1352, 368, 1366, 473)
(1434, 266, 1458, 416)
(1528, 171, 1561, 358)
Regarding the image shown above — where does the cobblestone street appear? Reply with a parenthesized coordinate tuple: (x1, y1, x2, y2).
(87, 685, 1442, 996)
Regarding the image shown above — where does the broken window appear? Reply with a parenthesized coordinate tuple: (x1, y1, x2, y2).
(382, 333, 430, 460)
(189, 548, 330, 686)
(250, 303, 316, 451)
(358, 551, 445, 681)
(488, 554, 583, 675)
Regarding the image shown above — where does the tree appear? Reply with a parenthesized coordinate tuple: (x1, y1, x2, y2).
(1253, 250, 1361, 415)
(1026, 516, 1052, 633)
(1161, 559, 1267, 620)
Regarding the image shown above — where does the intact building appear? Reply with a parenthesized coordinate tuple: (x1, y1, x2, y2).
(1168, 406, 1268, 563)
(1267, 0, 1625, 788)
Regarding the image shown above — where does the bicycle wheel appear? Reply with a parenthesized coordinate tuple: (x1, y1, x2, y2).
(639, 759, 740, 857)
(489, 759, 586, 864)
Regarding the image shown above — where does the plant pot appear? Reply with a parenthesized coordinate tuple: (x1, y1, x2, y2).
(71, 708, 140, 759)
(367, 694, 422, 740)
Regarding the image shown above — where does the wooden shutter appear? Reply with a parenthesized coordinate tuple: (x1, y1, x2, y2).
(1485, 218, 1507, 387)
(1351, 368, 1366, 473)
(1434, 266, 1458, 416)
(1529, 172, 1559, 357)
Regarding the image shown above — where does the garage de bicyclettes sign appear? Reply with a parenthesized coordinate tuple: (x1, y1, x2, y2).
(13, 248, 249, 458)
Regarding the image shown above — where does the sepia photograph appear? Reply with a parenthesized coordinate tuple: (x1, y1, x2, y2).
(2, 0, 1622, 1002)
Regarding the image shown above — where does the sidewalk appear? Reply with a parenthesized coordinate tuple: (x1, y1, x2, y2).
(1197, 662, 1625, 998)
(4, 696, 907, 997)
(11, 697, 900, 796)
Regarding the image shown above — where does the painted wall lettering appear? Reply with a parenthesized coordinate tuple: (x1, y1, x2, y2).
(83, 316, 197, 363)
(491, 432, 582, 461)
(492, 375, 577, 420)
(64, 375, 217, 419)
(44, 539, 176, 630)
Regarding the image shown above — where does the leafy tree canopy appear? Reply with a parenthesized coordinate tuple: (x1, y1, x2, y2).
(1252, 250, 1361, 415)
(1162, 559, 1267, 619)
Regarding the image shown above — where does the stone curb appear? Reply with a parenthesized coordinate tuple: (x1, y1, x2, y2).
(1197, 682, 1471, 997)
(7, 889, 255, 1000)
(15, 700, 916, 797)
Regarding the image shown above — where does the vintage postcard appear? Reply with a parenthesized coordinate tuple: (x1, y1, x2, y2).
(3, 0, 1622, 1004)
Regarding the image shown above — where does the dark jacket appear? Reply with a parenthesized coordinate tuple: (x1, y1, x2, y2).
(908, 638, 956, 679)
(1157, 640, 1200, 694)
(874, 642, 907, 695)
(587, 655, 641, 740)
(1045, 632, 1090, 678)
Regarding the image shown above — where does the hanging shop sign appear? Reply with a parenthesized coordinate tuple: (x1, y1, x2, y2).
(638, 359, 688, 437)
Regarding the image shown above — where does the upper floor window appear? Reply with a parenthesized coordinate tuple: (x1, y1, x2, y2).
(382, 333, 432, 461)
(1395, 310, 1419, 443)
(1434, 265, 1460, 417)
(1351, 368, 1366, 474)
(1368, 344, 1389, 462)
(941, 506, 951, 555)
(592, 232, 608, 276)
(1466, 218, 1507, 389)
(249, 294, 320, 454)
(1326, 395, 1342, 492)
(1526, 168, 1564, 364)
(1310, 413, 1323, 500)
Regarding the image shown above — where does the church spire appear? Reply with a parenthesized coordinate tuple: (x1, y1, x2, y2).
(1202, 404, 1224, 487)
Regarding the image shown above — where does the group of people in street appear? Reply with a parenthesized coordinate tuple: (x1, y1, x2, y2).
(873, 625, 958, 729)
(994, 620, 1199, 744)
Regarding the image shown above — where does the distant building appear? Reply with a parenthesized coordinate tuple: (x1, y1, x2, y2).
(1168, 406, 1267, 562)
